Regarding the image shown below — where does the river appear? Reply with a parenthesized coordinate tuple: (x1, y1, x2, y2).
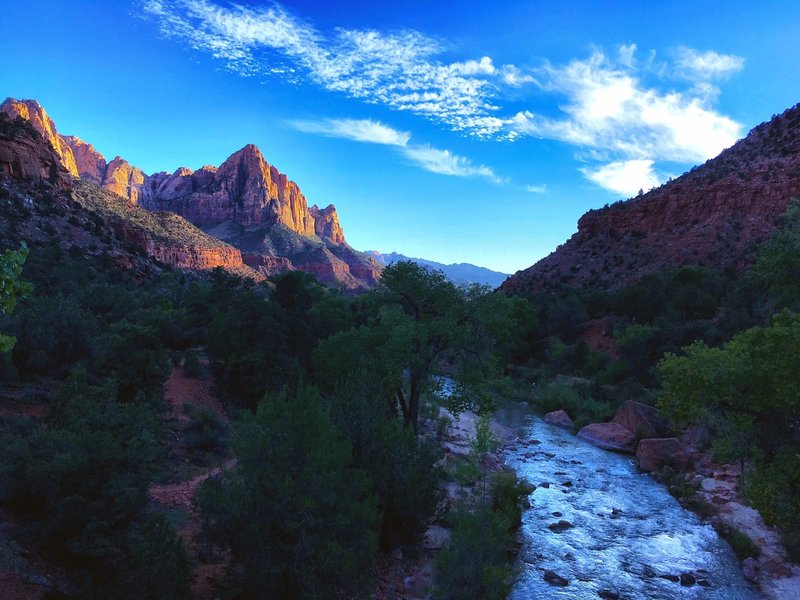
(496, 406, 763, 600)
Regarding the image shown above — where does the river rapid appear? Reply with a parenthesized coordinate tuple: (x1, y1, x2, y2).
(496, 406, 762, 600)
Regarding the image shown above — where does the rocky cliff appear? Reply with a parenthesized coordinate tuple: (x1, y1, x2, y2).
(503, 103, 800, 294)
(0, 109, 257, 278)
(1, 97, 381, 291)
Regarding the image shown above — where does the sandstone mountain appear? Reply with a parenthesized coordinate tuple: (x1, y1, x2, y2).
(0, 111, 259, 278)
(1, 98, 381, 291)
(368, 251, 509, 287)
(502, 103, 800, 295)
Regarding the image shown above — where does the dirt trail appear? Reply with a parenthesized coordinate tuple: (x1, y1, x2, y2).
(149, 458, 236, 509)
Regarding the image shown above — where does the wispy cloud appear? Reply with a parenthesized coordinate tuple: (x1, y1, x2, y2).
(581, 159, 660, 197)
(141, 0, 531, 137)
(400, 145, 501, 182)
(141, 2, 745, 196)
(290, 118, 411, 146)
(673, 47, 744, 81)
(291, 117, 501, 182)
(525, 184, 548, 194)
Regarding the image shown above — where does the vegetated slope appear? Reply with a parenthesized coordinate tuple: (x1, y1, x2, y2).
(503, 103, 800, 295)
(1, 97, 381, 291)
(368, 251, 509, 287)
(0, 112, 258, 279)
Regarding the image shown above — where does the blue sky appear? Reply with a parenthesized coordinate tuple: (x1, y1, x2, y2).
(2, 1, 799, 273)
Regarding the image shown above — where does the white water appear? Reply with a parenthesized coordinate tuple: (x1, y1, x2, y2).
(498, 408, 762, 600)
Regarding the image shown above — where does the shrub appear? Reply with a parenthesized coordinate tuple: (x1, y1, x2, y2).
(198, 384, 379, 599)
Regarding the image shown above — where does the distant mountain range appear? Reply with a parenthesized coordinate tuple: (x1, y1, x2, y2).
(367, 251, 509, 287)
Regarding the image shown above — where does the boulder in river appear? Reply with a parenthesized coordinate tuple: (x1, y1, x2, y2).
(636, 437, 690, 472)
(548, 520, 574, 533)
(543, 570, 569, 586)
(611, 400, 669, 439)
(543, 409, 576, 431)
(576, 423, 636, 453)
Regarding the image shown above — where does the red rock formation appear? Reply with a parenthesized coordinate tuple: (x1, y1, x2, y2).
(1, 97, 380, 290)
(611, 400, 670, 440)
(310, 204, 346, 244)
(0, 116, 70, 187)
(1, 98, 78, 177)
(576, 422, 637, 453)
(62, 135, 107, 183)
(503, 103, 800, 294)
(636, 438, 690, 472)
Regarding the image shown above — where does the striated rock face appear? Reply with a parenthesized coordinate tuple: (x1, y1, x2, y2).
(310, 204, 345, 244)
(503, 103, 800, 294)
(1, 97, 380, 290)
(1, 98, 79, 177)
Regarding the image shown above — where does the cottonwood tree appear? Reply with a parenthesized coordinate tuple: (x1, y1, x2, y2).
(315, 261, 515, 433)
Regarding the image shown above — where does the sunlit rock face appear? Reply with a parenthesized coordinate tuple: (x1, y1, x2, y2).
(503, 103, 800, 294)
(310, 204, 346, 245)
(1, 96, 381, 291)
(1, 98, 79, 177)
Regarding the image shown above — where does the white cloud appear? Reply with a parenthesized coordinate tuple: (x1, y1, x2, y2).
(674, 47, 744, 81)
(290, 118, 410, 146)
(292, 117, 501, 182)
(400, 145, 501, 182)
(511, 50, 742, 164)
(525, 184, 548, 194)
(581, 159, 660, 197)
(141, 0, 534, 137)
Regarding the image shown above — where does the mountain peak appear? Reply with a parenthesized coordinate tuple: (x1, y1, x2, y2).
(1, 97, 79, 177)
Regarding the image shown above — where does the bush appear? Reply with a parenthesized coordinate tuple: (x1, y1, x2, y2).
(198, 384, 379, 599)
(533, 379, 614, 428)
(434, 507, 516, 600)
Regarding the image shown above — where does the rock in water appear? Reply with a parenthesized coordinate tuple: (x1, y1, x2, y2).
(543, 409, 576, 431)
(576, 423, 637, 453)
(543, 570, 569, 586)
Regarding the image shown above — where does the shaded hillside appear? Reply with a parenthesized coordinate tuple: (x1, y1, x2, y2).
(368, 251, 509, 287)
(1, 98, 381, 291)
(503, 103, 800, 295)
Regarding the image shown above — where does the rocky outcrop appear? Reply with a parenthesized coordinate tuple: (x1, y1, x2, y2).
(576, 422, 636, 453)
(61, 135, 107, 183)
(142, 144, 317, 233)
(636, 438, 690, 472)
(1, 98, 78, 177)
(503, 103, 800, 294)
(310, 204, 345, 244)
(543, 410, 576, 431)
(0, 115, 69, 187)
(611, 400, 670, 440)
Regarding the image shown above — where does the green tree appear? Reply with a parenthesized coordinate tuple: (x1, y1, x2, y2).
(315, 262, 513, 433)
(0, 243, 31, 351)
(749, 198, 800, 310)
(659, 310, 800, 471)
(198, 384, 379, 599)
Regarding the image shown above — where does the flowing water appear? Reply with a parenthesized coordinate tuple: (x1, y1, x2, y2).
(497, 407, 762, 600)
